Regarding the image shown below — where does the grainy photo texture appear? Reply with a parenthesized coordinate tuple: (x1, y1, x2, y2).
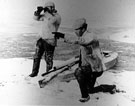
(0, 0, 135, 106)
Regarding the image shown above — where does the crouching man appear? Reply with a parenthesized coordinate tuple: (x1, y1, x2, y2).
(53, 18, 106, 102)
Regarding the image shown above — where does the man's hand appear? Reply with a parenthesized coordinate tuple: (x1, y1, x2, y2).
(64, 38, 69, 43)
(64, 38, 75, 44)
(52, 32, 65, 39)
(37, 6, 43, 13)
(34, 6, 43, 16)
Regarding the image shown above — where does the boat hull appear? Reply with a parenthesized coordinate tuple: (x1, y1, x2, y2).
(58, 51, 118, 82)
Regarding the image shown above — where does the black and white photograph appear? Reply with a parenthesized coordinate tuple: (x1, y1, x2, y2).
(0, 0, 135, 105)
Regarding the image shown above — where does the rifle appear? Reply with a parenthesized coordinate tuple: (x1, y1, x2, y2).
(41, 55, 79, 76)
(39, 56, 79, 88)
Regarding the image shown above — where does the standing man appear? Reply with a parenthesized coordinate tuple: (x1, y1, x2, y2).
(53, 18, 106, 102)
(28, 1, 62, 77)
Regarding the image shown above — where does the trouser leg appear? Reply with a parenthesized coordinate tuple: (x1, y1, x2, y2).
(74, 67, 89, 98)
(92, 71, 103, 84)
(88, 71, 103, 92)
(88, 74, 96, 90)
(44, 44, 55, 73)
(84, 67, 96, 92)
(29, 38, 44, 77)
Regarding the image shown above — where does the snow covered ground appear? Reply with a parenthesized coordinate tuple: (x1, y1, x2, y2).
(0, 58, 134, 106)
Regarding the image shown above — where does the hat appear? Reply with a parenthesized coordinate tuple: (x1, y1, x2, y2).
(73, 18, 86, 30)
(44, 1, 55, 8)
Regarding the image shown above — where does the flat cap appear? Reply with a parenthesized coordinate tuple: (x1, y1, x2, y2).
(73, 18, 86, 30)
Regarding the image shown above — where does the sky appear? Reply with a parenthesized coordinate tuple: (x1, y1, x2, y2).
(0, 0, 134, 32)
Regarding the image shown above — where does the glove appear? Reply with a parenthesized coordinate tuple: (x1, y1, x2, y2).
(52, 32, 65, 39)
(37, 6, 43, 13)
(34, 6, 43, 16)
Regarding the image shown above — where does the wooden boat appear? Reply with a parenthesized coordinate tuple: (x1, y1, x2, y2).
(58, 51, 118, 82)
(102, 51, 118, 70)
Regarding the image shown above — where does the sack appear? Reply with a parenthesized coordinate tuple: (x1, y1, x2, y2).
(86, 54, 103, 73)
(91, 54, 103, 72)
